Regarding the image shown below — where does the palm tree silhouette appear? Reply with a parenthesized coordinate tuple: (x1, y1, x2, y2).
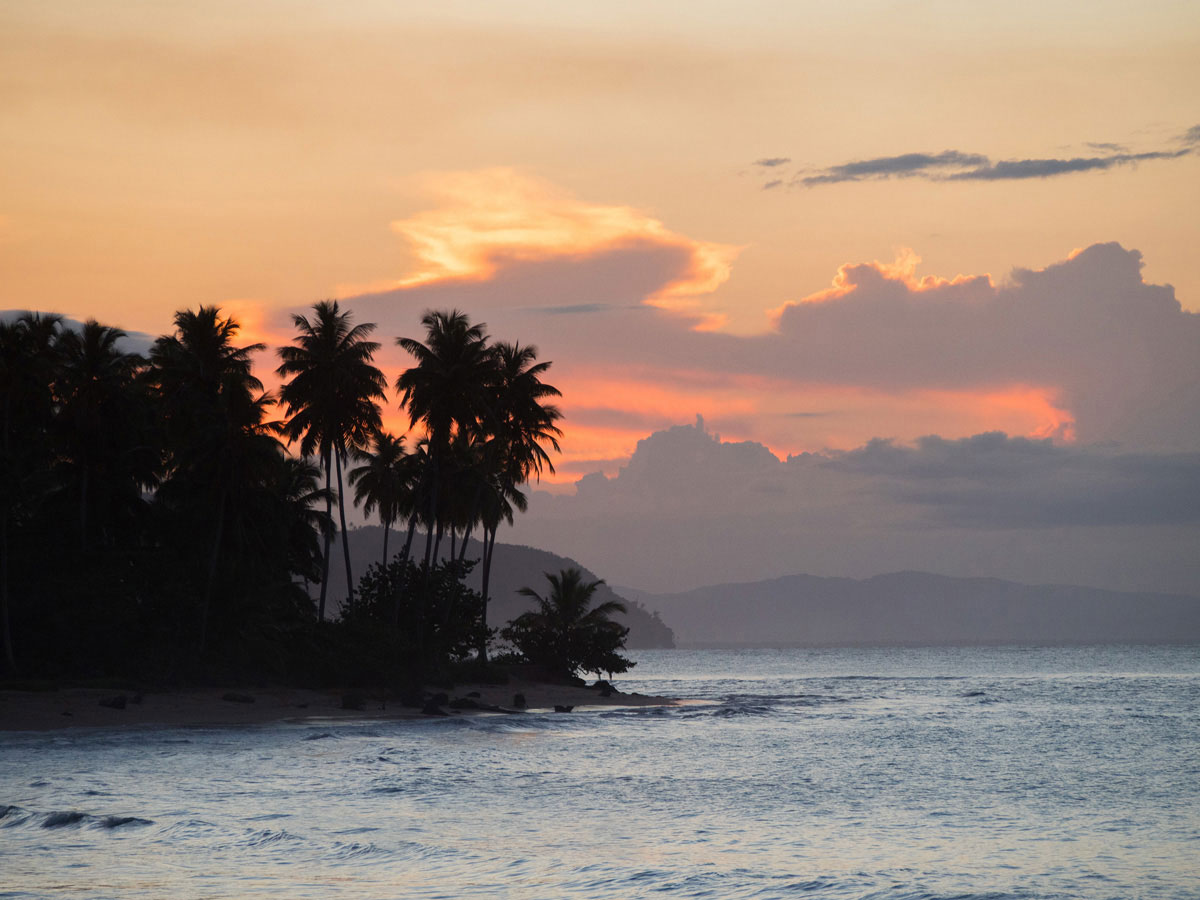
(54, 320, 155, 552)
(395, 310, 494, 567)
(475, 341, 561, 659)
(513, 567, 629, 679)
(0, 313, 64, 673)
(277, 300, 386, 620)
(268, 455, 334, 589)
(148, 306, 276, 651)
(349, 430, 413, 568)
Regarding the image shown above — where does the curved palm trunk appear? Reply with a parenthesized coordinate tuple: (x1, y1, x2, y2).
(400, 514, 418, 563)
(317, 450, 333, 621)
(459, 476, 486, 563)
(335, 444, 354, 608)
(432, 520, 444, 565)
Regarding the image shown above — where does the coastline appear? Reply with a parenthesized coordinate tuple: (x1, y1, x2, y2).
(0, 680, 675, 732)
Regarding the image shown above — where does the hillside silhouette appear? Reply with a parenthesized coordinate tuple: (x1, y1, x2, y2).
(622, 571, 1200, 647)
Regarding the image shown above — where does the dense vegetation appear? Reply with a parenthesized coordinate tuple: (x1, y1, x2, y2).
(0, 305, 618, 689)
(501, 568, 634, 680)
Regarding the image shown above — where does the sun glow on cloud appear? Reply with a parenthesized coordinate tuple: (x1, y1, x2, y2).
(771, 248, 993, 318)
(326, 174, 1134, 485)
(545, 369, 1077, 484)
(356, 169, 741, 323)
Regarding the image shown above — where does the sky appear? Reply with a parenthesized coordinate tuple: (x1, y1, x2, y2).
(3, 1, 1198, 594)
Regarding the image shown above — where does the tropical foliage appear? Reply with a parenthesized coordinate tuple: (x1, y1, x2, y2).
(500, 567, 635, 680)
(0, 304, 628, 692)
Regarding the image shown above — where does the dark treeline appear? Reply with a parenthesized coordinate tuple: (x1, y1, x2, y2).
(0, 304, 628, 689)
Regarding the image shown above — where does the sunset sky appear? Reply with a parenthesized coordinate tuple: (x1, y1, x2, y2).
(3, 1, 1198, 592)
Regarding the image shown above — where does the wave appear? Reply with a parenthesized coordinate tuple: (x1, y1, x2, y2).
(326, 840, 393, 861)
(241, 827, 304, 848)
(1, 805, 152, 830)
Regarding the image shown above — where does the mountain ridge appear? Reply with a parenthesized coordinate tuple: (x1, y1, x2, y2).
(618, 570, 1200, 647)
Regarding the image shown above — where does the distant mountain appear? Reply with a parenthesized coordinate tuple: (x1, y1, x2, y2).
(619, 571, 1200, 647)
(322, 527, 675, 648)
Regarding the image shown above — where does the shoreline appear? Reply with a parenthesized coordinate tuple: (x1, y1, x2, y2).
(0, 680, 675, 732)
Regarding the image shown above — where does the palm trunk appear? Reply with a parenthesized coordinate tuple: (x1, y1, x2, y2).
(78, 465, 89, 554)
(1, 513, 15, 675)
(318, 450, 333, 621)
(381, 518, 391, 568)
(336, 444, 354, 607)
(448, 528, 457, 562)
(477, 525, 497, 661)
(422, 454, 439, 569)
(432, 520, 443, 564)
(459, 477, 485, 563)
(393, 512, 419, 627)
(401, 513, 418, 565)
(1, 397, 13, 674)
(199, 487, 227, 654)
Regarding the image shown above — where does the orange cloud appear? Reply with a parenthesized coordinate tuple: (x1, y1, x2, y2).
(769, 248, 994, 322)
(545, 369, 1077, 482)
(343, 169, 741, 322)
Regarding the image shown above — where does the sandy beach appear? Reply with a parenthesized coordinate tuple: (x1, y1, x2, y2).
(0, 680, 675, 732)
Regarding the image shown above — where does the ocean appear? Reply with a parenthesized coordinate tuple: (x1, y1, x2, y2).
(2, 645, 1198, 899)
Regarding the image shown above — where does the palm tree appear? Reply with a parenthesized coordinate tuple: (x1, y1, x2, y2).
(507, 567, 632, 679)
(267, 455, 334, 589)
(277, 300, 386, 620)
(53, 320, 154, 552)
(489, 341, 562, 483)
(0, 313, 63, 673)
(349, 430, 412, 567)
(395, 310, 495, 567)
(148, 306, 275, 651)
(475, 341, 561, 659)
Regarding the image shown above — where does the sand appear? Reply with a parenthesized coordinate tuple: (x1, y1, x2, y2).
(0, 680, 675, 732)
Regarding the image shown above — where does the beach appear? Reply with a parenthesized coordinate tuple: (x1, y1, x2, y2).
(0, 680, 674, 732)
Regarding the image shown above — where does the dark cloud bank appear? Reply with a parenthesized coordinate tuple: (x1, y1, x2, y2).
(510, 419, 1200, 597)
(764, 124, 1199, 188)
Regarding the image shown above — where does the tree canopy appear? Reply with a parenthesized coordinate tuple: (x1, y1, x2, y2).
(0, 305, 588, 693)
(501, 567, 635, 680)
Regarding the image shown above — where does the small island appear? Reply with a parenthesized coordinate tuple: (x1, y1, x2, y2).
(0, 307, 671, 718)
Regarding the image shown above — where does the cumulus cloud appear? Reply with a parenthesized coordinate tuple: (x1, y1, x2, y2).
(335, 170, 1198, 483)
(764, 124, 1200, 187)
(507, 420, 1200, 595)
(764, 243, 1200, 449)
(361, 169, 740, 313)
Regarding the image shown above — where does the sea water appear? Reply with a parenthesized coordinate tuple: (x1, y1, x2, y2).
(2, 645, 1198, 899)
